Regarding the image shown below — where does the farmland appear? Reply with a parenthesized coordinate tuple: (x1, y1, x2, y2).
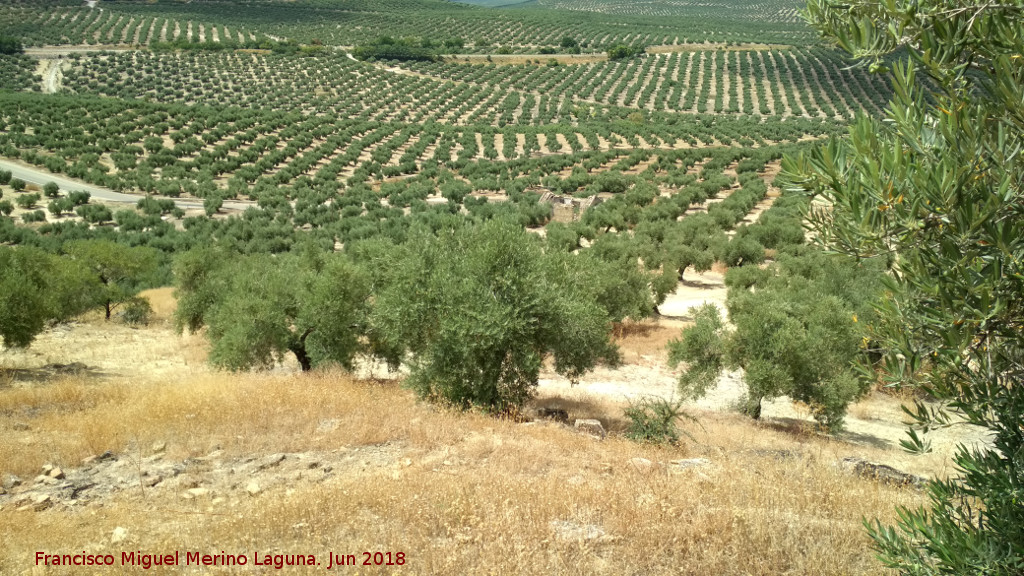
(0, 0, 979, 574)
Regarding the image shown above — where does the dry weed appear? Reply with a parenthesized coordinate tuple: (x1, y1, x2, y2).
(1, 370, 922, 575)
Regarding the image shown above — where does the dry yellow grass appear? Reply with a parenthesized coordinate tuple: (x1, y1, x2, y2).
(0, 290, 943, 575)
(1, 367, 924, 575)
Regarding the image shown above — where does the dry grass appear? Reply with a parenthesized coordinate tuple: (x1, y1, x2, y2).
(612, 318, 686, 364)
(0, 291, 940, 575)
(0, 368, 923, 575)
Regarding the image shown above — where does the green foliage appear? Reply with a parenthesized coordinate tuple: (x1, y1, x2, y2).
(353, 37, 440, 62)
(75, 204, 113, 224)
(0, 200, 12, 216)
(607, 43, 645, 60)
(0, 170, 10, 185)
(203, 194, 223, 217)
(64, 239, 160, 321)
(623, 395, 695, 445)
(21, 210, 45, 223)
(670, 252, 884, 430)
(786, 0, 1024, 570)
(120, 296, 152, 326)
(0, 35, 22, 55)
(10, 178, 25, 192)
(14, 192, 40, 209)
(0, 246, 99, 348)
(371, 219, 637, 411)
(43, 182, 59, 198)
(173, 247, 372, 372)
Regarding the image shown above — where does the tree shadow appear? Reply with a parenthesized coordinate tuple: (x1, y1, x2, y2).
(0, 363, 107, 387)
(759, 416, 894, 450)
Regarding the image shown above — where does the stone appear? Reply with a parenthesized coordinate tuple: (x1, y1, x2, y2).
(253, 453, 286, 472)
(574, 419, 606, 439)
(670, 458, 711, 472)
(142, 475, 162, 488)
(151, 441, 166, 454)
(11, 422, 30, 431)
(316, 419, 340, 433)
(628, 457, 655, 472)
(3, 475, 22, 490)
(841, 458, 927, 488)
(245, 482, 261, 496)
(182, 487, 210, 500)
(48, 467, 65, 480)
(41, 464, 54, 474)
(65, 481, 95, 499)
(111, 527, 128, 544)
(32, 494, 52, 511)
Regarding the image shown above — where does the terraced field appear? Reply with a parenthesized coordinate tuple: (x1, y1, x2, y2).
(0, 0, 880, 265)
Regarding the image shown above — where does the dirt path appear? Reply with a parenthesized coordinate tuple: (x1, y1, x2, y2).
(38, 59, 66, 94)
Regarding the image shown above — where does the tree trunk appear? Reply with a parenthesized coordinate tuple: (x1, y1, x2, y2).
(290, 328, 315, 371)
(290, 344, 312, 372)
(105, 300, 112, 320)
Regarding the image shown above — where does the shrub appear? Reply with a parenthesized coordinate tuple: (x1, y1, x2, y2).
(624, 396, 695, 445)
(119, 296, 152, 326)
(21, 210, 45, 223)
(14, 192, 40, 209)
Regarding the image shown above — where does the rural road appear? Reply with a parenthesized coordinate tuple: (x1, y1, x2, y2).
(0, 159, 253, 211)
(24, 46, 135, 58)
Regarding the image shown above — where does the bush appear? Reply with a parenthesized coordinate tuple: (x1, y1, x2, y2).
(0, 200, 12, 216)
(14, 192, 40, 209)
(0, 170, 11, 185)
(21, 210, 46, 223)
(43, 182, 59, 198)
(624, 396, 695, 445)
(119, 296, 152, 326)
(10, 178, 26, 192)
(371, 219, 644, 412)
(670, 252, 885, 431)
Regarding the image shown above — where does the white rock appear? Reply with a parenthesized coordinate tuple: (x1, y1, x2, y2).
(111, 527, 128, 543)
(670, 458, 711, 472)
(574, 419, 606, 439)
(245, 482, 261, 496)
(628, 457, 655, 472)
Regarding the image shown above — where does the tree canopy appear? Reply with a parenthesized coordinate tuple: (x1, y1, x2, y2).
(173, 247, 371, 372)
(784, 0, 1024, 571)
(0, 246, 98, 348)
(371, 219, 651, 411)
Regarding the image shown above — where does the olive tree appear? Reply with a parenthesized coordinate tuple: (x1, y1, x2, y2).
(0, 247, 99, 348)
(174, 248, 371, 372)
(64, 239, 159, 320)
(371, 219, 648, 411)
(669, 251, 884, 431)
(784, 0, 1024, 570)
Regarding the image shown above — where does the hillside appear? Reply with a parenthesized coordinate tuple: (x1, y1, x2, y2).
(0, 288, 981, 575)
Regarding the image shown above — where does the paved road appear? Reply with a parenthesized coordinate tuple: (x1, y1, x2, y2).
(0, 158, 253, 211)
(24, 46, 136, 58)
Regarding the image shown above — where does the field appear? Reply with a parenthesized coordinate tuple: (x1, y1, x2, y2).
(0, 289, 965, 576)
(0, 0, 979, 574)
